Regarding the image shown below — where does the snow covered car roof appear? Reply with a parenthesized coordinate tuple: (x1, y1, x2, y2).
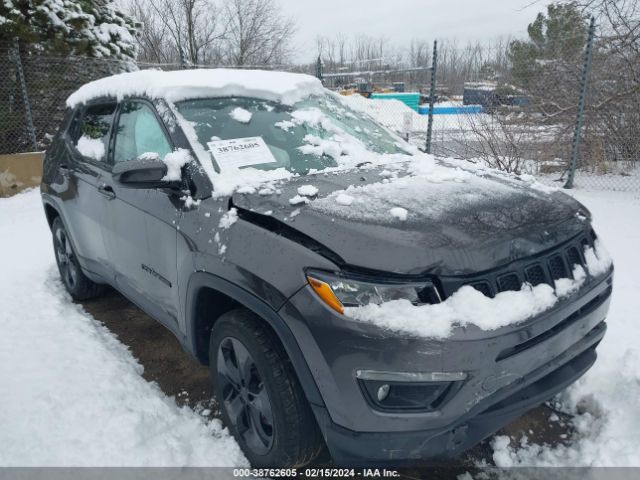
(66, 69, 326, 108)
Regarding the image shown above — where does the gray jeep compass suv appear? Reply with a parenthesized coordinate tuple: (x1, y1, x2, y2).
(41, 69, 613, 467)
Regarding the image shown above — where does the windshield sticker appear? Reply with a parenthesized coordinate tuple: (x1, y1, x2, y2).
(207, 137, 277, 169)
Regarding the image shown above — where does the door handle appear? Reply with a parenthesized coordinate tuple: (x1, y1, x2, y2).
(98, 183, 116, 200)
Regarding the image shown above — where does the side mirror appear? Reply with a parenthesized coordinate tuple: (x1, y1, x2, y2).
(112, 158, 179, 189)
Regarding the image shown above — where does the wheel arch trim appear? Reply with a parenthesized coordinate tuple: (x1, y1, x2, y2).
(185, 271, 325, 407)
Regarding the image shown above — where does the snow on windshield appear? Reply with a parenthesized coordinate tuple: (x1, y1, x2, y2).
(173, 93, 420, 197)
(229, 107, 252, 124)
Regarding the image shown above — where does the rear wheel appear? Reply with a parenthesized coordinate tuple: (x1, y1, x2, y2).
(52, 217, 103, 301)
(209, 309, 324, 467)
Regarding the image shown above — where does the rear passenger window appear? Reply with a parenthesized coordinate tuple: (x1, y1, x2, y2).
(72, 103, 116, 163)
(113, 102, 172, 163)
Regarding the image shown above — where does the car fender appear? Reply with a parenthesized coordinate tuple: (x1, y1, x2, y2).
(185, 271, 325, 407)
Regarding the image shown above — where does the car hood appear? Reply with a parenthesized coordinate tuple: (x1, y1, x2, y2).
(228, 159, 590, 275)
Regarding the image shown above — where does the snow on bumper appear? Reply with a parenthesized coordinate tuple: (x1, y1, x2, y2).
(345, 240, 613, 339)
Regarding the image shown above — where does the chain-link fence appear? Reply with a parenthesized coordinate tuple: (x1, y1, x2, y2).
(0, 41, 312, 155)
(2, 28, 639, 192)
(320, 23, 640, 192)
(0, 40, 135, 155)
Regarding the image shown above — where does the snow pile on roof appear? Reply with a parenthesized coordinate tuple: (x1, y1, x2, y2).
(0, 190, 246, 466)
(346, 241, 611, 339)
(66, 69, 326, 108)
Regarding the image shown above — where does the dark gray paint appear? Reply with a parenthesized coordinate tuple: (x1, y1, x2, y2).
(40, 94, 612, 464)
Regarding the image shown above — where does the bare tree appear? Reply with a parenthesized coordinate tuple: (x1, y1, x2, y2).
(224, 0, 295, 65)
(132, 0, 225, 65)
(570, 0, 640, 171)
(451, 112, 528, 174)
(129, 1, 173, 63)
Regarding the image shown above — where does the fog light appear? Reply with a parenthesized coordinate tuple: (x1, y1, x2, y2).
(359, 378, 459, 412)
(377, 384, 390, 402)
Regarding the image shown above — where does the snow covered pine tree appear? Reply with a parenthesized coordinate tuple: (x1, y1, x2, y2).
(0, 0, 139, 61)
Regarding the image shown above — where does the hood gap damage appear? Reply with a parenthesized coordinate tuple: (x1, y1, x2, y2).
(231, 201, 345, 267)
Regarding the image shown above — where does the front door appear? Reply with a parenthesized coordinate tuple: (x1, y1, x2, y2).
(61, 102, 116, 280)
(102, 100, 183, 327)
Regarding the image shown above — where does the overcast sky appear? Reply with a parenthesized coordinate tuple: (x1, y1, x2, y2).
(279, 0, 555, 62)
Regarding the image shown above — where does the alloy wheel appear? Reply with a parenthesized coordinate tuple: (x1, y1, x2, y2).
(217, 336, 274, 455)
(55, 228, 78, 290)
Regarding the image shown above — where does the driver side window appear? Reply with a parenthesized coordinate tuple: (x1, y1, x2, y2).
(113, 102, 172, 163)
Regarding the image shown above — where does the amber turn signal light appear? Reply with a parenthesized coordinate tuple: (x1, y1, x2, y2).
(307, 276, 345, 314)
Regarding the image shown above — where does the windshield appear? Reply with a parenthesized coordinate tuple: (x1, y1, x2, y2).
(174, 94, 411, 175)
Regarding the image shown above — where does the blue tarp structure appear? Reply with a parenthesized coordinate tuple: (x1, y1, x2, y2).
(370, 92, 420, 111)
(417, 105, 483, 115)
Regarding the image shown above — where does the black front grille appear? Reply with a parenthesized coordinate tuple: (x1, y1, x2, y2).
(469, 282, 492, 297)
(525, 265, 546, 286)
(497, 273, 520, 292)
(439, 231, 600, 300)
(566, 247, 582, 270)
(549, 255, 568, 280)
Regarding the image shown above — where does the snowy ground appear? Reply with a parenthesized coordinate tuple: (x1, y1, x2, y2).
(489, 188, 640, 467)
(0, 186, 639, 467)
(0, 189, 246, 466)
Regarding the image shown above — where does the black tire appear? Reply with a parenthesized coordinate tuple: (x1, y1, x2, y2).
(51, 217, 103, 301)
(209, 309, 324, 467)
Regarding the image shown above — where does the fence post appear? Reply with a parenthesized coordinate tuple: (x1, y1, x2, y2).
(316, 56, 323, 81)
(179, 46, 186, 69)
(425, 40, 438, 154)
(564, 17, 596, 189)
(12, 38, 38, 151)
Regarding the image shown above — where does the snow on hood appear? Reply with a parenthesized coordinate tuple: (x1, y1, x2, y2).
(66, 69, 325, 108)
(310, 157, 521, 223)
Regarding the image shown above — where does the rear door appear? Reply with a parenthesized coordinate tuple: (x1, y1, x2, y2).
(59, 102, 117, 279)
(101, 99, 183, 328)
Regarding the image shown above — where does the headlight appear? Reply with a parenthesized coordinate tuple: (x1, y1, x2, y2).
(306, 269, 440, 314)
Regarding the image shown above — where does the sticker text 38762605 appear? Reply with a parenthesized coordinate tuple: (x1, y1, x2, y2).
(207, 137, 278, 169)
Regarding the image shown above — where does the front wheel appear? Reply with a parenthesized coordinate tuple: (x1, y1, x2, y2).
(51, 217, 103, 301)
(209, 309, 324, 467)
